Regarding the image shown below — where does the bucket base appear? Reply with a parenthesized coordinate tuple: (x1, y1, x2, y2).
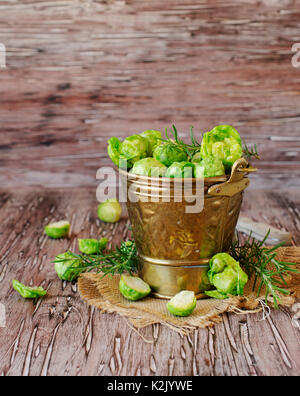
(138, 256, 212, 298)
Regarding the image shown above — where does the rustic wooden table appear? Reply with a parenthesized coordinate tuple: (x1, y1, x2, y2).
(0, 0, 300, 377)
(0, 187, 299, 376)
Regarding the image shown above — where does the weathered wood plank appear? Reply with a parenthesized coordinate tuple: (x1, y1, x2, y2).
(0, 0, 300, 188)
(0, 188, 299, 376)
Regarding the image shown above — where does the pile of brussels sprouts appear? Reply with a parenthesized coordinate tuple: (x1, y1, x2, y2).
(107, 125, 244, 178)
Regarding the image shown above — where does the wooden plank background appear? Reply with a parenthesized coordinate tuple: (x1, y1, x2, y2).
(0, 188, 299, 376)
(0, 0, 300, 377)
(0, 0, 300, 188)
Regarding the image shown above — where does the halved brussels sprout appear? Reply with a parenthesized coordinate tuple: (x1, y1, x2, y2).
(131, 157, 167, 177)
(54, 252, 83, 281)
(153, 143, 188, 167)
(200, 125, 243, 169)
(165, 162, 194, 178)
(13, 280, 47, 299)
(119, 275, 151, 301)
(78, 237, 108, 255)
(205, 253, 248, 299)
(193, 156, 225, 178)
(98, 198, 122, 223)
(45, 220, 70, 239)
(167, 290, 197, 317)
(140, 130, 162, 155)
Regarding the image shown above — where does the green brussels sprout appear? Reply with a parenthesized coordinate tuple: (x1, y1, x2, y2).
(153, 143, 188, 167)
(205, 290, 229, 299)
(98, 198, 122, 223)
(192, 151, 202, 163)
(193, 156, 225, 178)
(165, 162, 194, 178)
(205, 253, 248, 299)
(120, 135, 149, 169)
(54, 252, 83, 281)
(131, 157, 167, 177)
(78, 237, 108, 255)
(140, 130, 162, 155)
(107, 135, 148, 169)
(119, 275, 151, 301)
(44, 220, 70, 239)
(167, 291, 197, 317)
(200, 125, 243, 169)
(198, 269, 213, 293)
(13, 280, 47, 299)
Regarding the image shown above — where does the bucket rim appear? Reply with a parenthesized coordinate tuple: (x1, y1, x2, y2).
(118, 167, 229, 185)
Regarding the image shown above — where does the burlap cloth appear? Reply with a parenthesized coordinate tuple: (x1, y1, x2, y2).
(78, 247, 300, 336)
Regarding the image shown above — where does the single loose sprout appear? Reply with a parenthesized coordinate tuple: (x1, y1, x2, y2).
(200, 125, 243, 169)
(131, 157, 167, 177)
(78, 237, 108, 255)
(165, 162, 194, 178)
(98, 198, 122, 223)
(167, 290, 197, 317)
(140, 130, 162, 155)
(44, 220, 70, 239)
(153, 143, 188, 167)
(119, 274, 151, 301)
(205, 253, 248, 299)
(54, 252, 83, 281)
(193, 156, 225, 178)
(13, 280, 47, 299)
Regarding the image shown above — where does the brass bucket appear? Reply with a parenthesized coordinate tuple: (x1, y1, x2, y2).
(119, 158, 255, 299)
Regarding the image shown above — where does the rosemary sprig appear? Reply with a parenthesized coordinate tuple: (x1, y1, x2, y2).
(243, 143, 260, 160)
(60, 230, 298, 310)
(162, 126, 260, 162)
(60, 240, 138, 279)
(230, 231, 299, 308)
(160, 125, 201, 160)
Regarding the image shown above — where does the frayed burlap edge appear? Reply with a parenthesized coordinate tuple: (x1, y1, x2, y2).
(78, 247, 300, 336)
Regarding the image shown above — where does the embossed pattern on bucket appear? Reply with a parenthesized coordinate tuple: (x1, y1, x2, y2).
(120, 158, 255, 298)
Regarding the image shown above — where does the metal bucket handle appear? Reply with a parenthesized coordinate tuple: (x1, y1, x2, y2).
(208, 158, 257, 197)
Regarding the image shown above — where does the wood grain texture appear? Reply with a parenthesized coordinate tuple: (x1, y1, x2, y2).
(0, 1, 300, 188)
(0, 187, 299, 376)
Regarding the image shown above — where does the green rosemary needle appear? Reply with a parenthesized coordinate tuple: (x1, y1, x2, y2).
(243, 143, 260, 160)
(160, 125, 201, 160)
